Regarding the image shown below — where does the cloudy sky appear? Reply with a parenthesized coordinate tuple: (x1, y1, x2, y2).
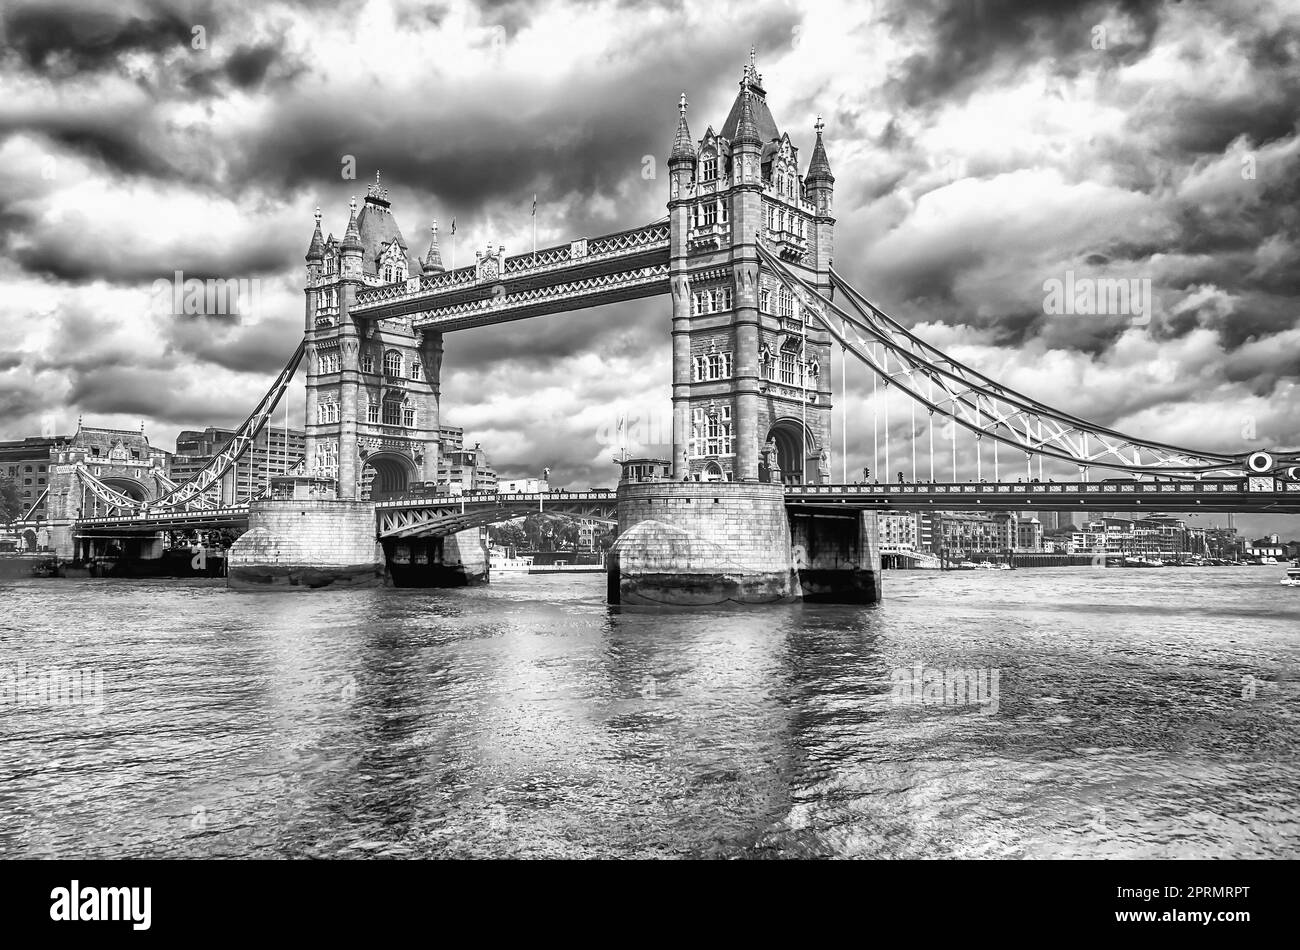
(1, 0, 1298, 534)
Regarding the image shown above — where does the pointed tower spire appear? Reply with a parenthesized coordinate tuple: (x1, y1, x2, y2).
(306, 206, 325, 260)
(734, 84, 762, 148)
(342, 196, 363, 251)
(669, 91, 695, 166)
(807, 114, 835, 184)
(423, 219, 444, 273)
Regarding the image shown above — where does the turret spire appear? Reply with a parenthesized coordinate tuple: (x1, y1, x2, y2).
(423, 219, 444, 273)
(807, 115, 834, 183)
(342, 196, 363, 251)
(669, 91, 695, 165)
(306, 205, 325, 260)
(734, 85, 762, 148)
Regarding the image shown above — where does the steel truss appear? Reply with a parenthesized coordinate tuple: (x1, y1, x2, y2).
(376, 491, 618, 539)
(71, 341, 306, 516)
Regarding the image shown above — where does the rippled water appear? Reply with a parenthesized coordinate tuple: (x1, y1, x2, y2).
(1, 567, 1296, 859)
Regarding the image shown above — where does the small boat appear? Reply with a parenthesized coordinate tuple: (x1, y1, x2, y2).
(489, 549, 535, 573)
(1280, 567, 1300, 587)
(956, 560, 979, 570)
(1122, 556, 1164, 568)
(998, 562, 1013, 571)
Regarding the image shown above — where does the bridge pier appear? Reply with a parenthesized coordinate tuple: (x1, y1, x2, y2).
(607, 480, 881, 607)
(227, 498, 384, 589)
(788, 509, 881, 603)
(382, 530, 489, 587)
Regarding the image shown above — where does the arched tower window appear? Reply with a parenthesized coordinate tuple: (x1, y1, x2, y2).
(384, 349, 403, 377)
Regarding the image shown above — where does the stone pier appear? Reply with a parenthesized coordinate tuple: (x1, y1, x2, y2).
(608, 477, 881, 607)
(608, 480, 799, 606)
(227, 498, 384, 589)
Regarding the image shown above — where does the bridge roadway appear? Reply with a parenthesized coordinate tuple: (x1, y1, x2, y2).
(69, 477, 1300, 540)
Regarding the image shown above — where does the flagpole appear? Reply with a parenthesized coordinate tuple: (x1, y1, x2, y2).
(532, 193, 537, 261)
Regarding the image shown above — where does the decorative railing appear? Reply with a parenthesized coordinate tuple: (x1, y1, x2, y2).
(353, 221, 670, 313)
(783, 479, 1277, 498)
(413, 263, 669, 326)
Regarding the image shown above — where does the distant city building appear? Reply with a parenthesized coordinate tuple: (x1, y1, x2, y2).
(1067, 516, 1208, 558)
(498, 477, 549, 494)
(1246, 535, 1286, 559)
(919, 511, 1012, 556)
(879, 512, 920, 555)
(1014, 515, 1043, 553)
(169, 426, 305, 503)
(0, 435, 66, 521)
(577, 519, 599, 552)
(1039, 510, 1076, 532)
(436, 425, 497, 492)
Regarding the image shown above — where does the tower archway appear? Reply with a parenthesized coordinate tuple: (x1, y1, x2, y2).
(762, 418, 817, 484)
(362, 451, 418, 501)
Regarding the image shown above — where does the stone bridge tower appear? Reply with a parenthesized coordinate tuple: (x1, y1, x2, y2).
(668, 54, 836, 484)
(303, 175, 446, 500)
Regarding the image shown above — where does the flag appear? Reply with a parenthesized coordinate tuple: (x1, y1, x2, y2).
(531, 194, 537, 217)
(450, 218, 456, 235)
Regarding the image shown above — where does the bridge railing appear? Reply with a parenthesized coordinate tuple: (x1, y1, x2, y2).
(784, 478, 1300, 498)
(77, 504, 252, 525)
(376, 489, 617, 509)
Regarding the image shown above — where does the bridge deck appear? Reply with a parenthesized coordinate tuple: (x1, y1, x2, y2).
(68, 477, 1300, 536)
(351, 222, 670, 329)
(784, 478, 1300, 513)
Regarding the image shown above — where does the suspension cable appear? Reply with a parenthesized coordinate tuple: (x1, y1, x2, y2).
(760, 248, 1246, 474)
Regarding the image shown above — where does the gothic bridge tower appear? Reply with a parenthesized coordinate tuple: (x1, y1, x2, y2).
(303, 174, 447, 500)
(668, 54, 836, 484)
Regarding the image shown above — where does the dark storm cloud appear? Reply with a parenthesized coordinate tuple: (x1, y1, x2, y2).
(0, 99, 184, 181)
(0, 380, 43, 417)
(65, 367, 239, 425)
(230, 19, 797, 221)
(25, 302, 170, 375)
(164, 312, 303, 376)
(10, 230, 298, 286)
(0, 0, 218, 74)
(447, 297, 664, 370)
(885, 0, 1162, 109)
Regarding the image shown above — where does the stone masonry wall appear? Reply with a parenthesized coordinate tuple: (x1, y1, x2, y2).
(614, 481, 793, 575)
(228, 499, 381, 572)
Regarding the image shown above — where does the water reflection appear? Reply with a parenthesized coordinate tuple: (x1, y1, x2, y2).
(0, 567, 1295, 858)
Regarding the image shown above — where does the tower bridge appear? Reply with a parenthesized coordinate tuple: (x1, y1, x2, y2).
(48, 53, 1299, 603)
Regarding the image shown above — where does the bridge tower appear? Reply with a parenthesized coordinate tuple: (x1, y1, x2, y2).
(303, 175, 445, 501)
(668, 55, 835, 484)
(609, 58, 876, 606)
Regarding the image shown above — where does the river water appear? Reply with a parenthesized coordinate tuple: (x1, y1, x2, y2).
(1, 567, 1296, 859)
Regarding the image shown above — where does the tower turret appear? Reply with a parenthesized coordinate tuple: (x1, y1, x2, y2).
(306, 206, 324, 287)
(306, 206, 325, 262)
(340, 196, 363, 280)
(423, 220, 444, 274)
(806, 116, 835, 217)
(668, 92, 695, 203)
(731, 81, 763, 186)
